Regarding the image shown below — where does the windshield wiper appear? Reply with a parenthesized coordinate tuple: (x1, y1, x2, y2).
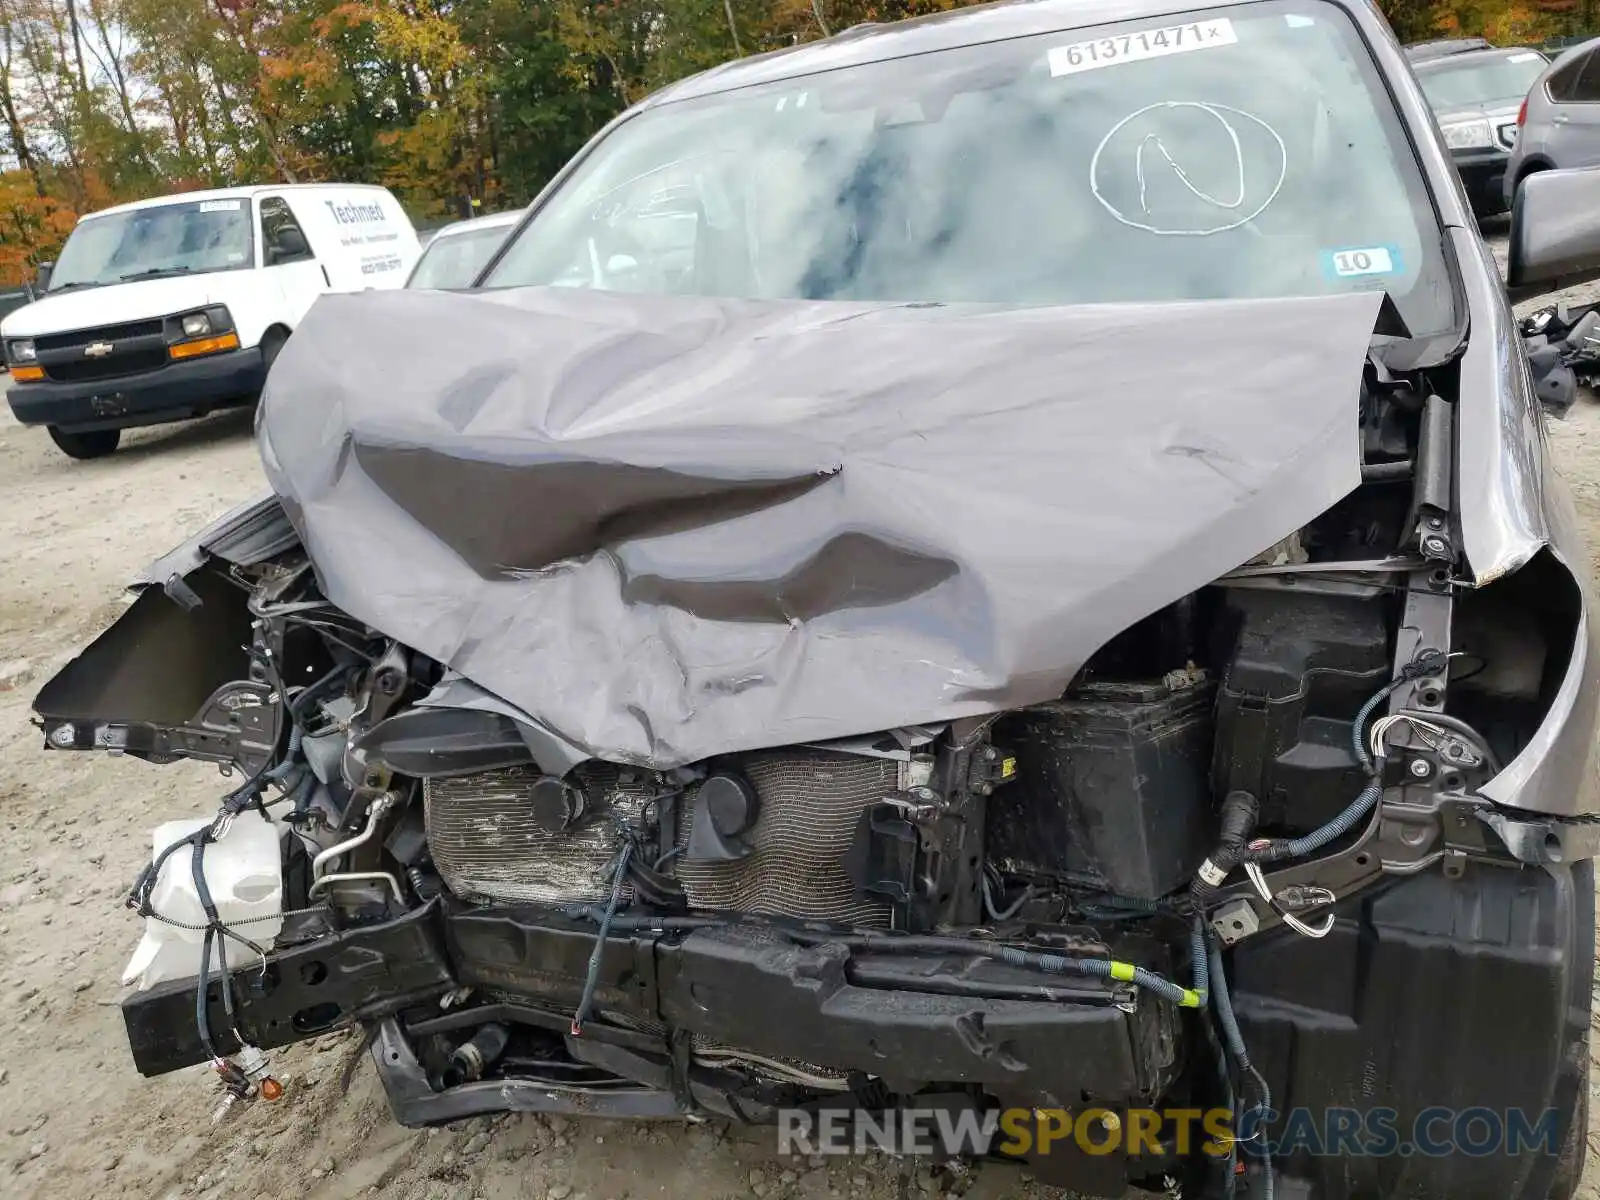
(118, 266, 194, 281)
(1220, 555, 1426, 579)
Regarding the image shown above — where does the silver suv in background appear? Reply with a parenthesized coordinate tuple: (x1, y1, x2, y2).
(1412, 44, 1547, 215)
(1505, 35, 1600, 206)
(405, 209, 525, 290)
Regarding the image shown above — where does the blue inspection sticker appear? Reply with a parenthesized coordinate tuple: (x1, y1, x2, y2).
(1322, 245, 1403, 280)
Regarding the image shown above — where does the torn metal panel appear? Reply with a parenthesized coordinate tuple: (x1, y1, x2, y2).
(134, 491, 300, 589)
(257, 286, 1381, 769)
(1447, 224, 1550, 585)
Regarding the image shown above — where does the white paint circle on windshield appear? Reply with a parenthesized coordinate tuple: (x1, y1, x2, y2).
(1090, 101, 1288, 237)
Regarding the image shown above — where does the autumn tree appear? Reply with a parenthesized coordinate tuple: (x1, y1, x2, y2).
(0, 0, 1580, 282)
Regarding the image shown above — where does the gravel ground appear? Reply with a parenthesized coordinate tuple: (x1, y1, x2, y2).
(2, 232, 1599, 1200)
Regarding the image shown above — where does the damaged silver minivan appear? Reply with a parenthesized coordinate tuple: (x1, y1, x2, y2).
(34, 1, 1600, 1196)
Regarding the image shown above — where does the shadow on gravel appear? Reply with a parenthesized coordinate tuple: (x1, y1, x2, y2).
(116, 405, 258, 459)
(1478, 212, 1512, 237)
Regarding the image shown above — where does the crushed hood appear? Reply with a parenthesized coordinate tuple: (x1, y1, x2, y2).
(258, 286, 1382, 769)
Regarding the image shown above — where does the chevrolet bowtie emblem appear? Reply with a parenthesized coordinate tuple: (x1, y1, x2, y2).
(84, 341, 114, 358)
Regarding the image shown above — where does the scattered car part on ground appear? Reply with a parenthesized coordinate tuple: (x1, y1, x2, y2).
(1411, 44, 1547, 216)
(1521, 300, 1600, 411)
(0, 184, 420, 460)
(32, 2, 1600, 1198)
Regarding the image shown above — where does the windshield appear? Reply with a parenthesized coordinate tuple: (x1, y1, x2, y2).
(486, 0, 1455, 337)
(1416, 50, 1546, 109)
(0, 290, 31, 322)
(48, 198, 255, 291)
(407, 224, 514, 289)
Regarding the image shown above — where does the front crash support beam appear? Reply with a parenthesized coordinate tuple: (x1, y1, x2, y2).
(368, 1018, 689, 1125)
(122, 900, 455, 1076)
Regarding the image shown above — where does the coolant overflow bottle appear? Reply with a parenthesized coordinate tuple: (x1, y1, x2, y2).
(121, 812, 285, 991)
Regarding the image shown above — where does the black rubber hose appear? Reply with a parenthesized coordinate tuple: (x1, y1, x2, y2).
(570, 841, 634, 1036)
(441, 1023, 511, 1087)
(128, 827, 205, 914)
(262, 726, 306, 783)
(220, 643, 315, 816)
(556, 910, 1202, 1006)
(191, 836, 241, 1044)
(1241, 675, 1400, 866)
(1207, 935, 1274, 1200)
(1189, 915, 1209, 1004)
(981, 872, 1033, 921)
(195, 923, 218, 1061)
(289, 662, 353, 721)
(1192, 791, 1259, 905)
(835, 934, 1203, 1006)
(1244, 780, 1382, 864)
(557, 906, 720, 930)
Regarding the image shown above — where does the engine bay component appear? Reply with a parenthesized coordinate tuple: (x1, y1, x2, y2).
(439, 1023, 510, 1087)
(123, 812, 284, 991)
(684, 772, 760, 861)
(988, 673, 1215, 899)
(675, 750, 902, 926)
(76, 488, 1579, 1199)
(424, 766, 653, 904)
(528, 775, 587, 833)
(1212, 590, 1389, 835)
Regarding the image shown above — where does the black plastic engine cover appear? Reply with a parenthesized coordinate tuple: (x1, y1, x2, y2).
(987, 675, 1215, 899)
(445, 907, 1177, 1106)
(1233, 861, 1593, 1200)
(657, 925, 1175, 1100)
(1211, 589, 1389, 835)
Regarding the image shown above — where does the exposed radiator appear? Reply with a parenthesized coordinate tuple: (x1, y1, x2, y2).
(425, 750, 902, 926)
(425, 764, 653, 904)
(675, 750, 898, 927)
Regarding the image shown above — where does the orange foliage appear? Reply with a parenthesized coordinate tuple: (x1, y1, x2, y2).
(0, 173, 79, 287)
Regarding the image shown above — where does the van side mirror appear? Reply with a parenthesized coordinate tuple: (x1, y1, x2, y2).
(268, 227, 310, 264)
(35, 262, 53, 291)
(1506, 167, 1600, 302)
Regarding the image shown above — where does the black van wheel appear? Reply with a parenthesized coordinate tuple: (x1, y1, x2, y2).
(1512, 162, 1549, 207)
(47, 426, 121, 459)
(261, 327, 288, 375)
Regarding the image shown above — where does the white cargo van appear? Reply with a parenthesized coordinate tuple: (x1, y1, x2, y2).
(1, 183, 420, 458)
